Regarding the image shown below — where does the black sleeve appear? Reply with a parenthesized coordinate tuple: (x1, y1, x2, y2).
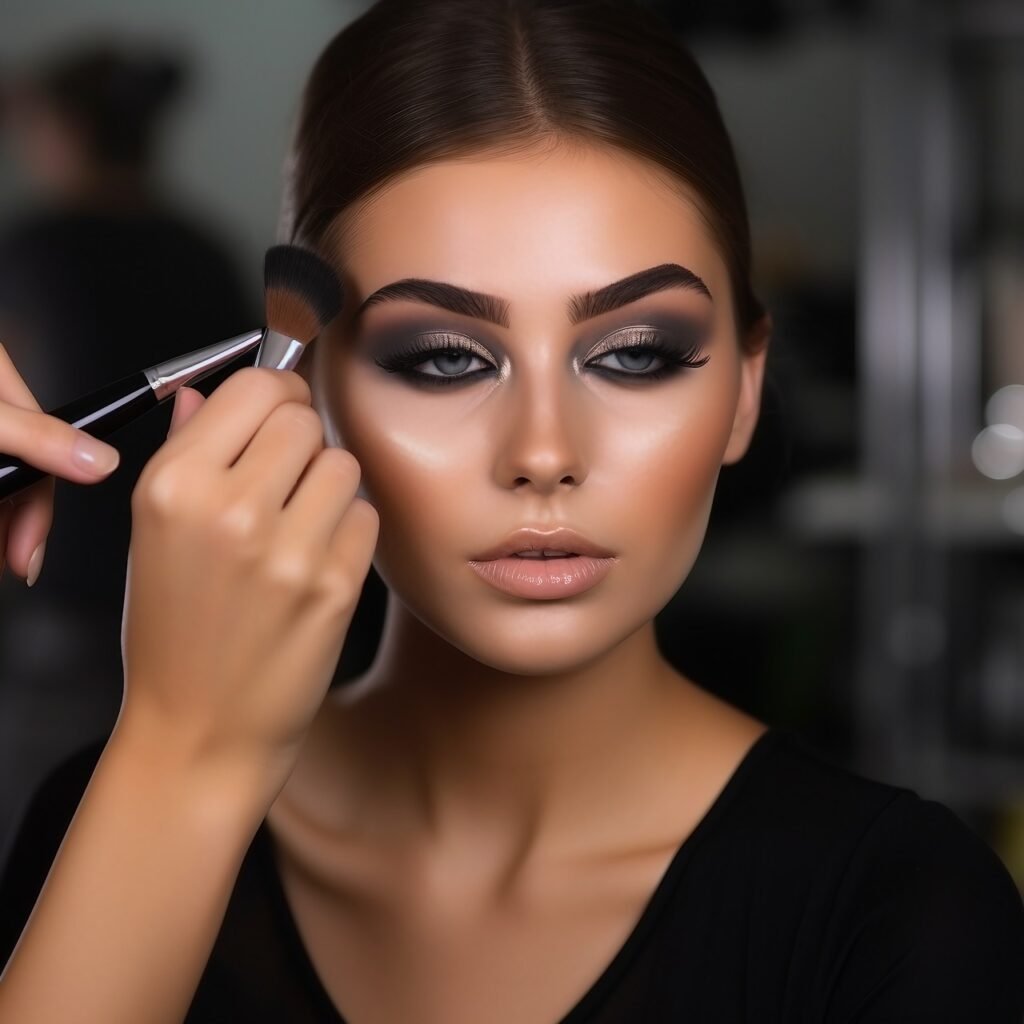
(822, 792, 1024, 1023)
(0, 739, 107, 972)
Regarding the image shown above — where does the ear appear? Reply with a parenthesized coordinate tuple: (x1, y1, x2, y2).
(722, 313, 771, 466)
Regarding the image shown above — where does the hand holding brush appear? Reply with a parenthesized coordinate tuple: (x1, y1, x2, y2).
(0, 340, 122, 584)
(0, 244, 340, 584)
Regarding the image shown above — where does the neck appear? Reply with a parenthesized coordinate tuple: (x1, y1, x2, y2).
(332, 599, 700, 856)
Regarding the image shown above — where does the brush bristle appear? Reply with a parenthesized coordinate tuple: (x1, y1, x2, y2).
(264, 244, 343, 343)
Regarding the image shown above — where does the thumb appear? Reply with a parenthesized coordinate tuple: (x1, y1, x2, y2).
(167, 386, 205, 437)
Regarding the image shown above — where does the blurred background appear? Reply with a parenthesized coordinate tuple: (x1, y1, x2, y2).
(0, 0, 1022, 902)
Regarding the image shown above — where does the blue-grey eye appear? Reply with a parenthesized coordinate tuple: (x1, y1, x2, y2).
(600, 349, 658, 372)
(371, 325, 709, 389)
(427, 350, 478, 375)
(373, 334, 496, 386)
(585, 327, 710, 382)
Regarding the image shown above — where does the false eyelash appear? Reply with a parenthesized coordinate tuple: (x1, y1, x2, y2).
(587, 331, 710, 382)
(373, 330, 710, 387)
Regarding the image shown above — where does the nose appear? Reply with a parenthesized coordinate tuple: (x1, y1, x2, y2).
(493, 357, 589, 494)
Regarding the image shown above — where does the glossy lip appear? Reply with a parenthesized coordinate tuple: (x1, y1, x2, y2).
(467, 527, 618, 600)
(468, 554, 616, 600)
(469, 526, 615, 561)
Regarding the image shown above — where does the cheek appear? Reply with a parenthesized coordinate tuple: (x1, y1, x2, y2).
(327, 367, 481, 572)
(630, 428, 723, 586)
(602, 402, 728, 492)
(633, 405, 730, 523)
(594, 369, 738, 581)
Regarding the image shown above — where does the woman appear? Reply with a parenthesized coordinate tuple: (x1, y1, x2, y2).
(1, 1, 1022, 1021)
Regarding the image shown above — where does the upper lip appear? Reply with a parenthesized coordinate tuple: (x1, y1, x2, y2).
(471, 527, 616, 561)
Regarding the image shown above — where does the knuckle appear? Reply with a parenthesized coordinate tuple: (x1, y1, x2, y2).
(212, 496, 262, 544)
(133, 461, 184, 516)
(317, 566, 358, 613)
(264, 549, 313, 590)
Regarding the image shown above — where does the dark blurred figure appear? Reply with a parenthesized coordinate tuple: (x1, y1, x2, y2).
(0, 40, 255, 822)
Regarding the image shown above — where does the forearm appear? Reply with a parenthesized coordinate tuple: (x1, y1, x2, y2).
(0, 722, 272, 1024)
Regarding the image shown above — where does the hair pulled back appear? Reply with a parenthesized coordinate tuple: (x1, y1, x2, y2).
(284, 0, 765, 346)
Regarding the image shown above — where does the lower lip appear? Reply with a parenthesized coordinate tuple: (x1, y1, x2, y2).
(468, 555, 616, 599)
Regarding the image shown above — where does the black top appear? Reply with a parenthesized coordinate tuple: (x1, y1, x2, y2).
(2, 726, 1023, 1022)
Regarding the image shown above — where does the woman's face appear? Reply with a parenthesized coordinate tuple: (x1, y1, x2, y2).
(311, 143, 767, 675)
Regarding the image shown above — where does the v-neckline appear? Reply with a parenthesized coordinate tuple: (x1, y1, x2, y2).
(256, 726, 780, 1024)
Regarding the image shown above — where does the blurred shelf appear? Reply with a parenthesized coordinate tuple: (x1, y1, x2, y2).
(778, 472, 1024, 546)
(868, 744, 1024, 808)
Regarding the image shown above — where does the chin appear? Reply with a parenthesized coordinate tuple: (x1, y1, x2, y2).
(418, 597, 658, 677)
(450, 637, 623, 678)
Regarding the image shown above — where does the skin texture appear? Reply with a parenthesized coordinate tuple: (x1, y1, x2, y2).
(264, 141, 773, 1023)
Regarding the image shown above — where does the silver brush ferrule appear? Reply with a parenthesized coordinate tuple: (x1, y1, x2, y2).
(144, 328, 265, 401)
(253, 328, 306, 371)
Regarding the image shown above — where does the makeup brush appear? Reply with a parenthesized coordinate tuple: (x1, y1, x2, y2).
(253, 244, 344, 370)
(0, 244, 343, 501)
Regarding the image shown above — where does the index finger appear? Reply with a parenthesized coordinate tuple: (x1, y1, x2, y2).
(158, 366, 313, 470)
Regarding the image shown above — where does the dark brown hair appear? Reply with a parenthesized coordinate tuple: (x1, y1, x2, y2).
(284, 0, 766, 348)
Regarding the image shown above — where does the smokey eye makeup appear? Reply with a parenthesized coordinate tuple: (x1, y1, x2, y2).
(361, 312, 712, 389)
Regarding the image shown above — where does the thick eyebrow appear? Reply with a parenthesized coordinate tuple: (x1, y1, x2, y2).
(351, 262, 712, 329)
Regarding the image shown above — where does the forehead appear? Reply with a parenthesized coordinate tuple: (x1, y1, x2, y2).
(329, 144, 728, 312)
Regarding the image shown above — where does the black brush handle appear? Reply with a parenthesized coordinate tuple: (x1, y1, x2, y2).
(0, 371, 159, 500)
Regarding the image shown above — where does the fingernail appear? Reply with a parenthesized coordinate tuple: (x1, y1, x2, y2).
(27, 540, 46, 588)
(72, 434, 120, 474)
